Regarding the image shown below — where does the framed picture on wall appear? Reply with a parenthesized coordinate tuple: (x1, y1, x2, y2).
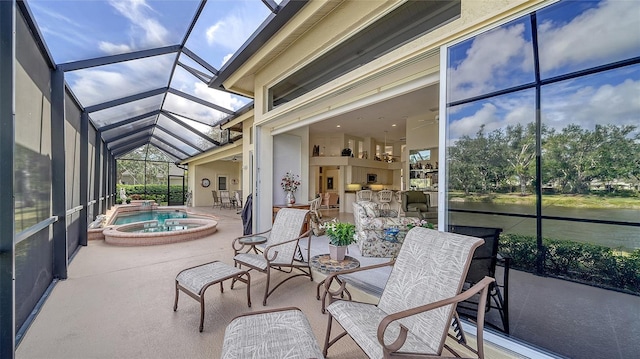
(327, 177, 334, 190)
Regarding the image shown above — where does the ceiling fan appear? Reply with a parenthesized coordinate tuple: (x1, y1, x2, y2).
(412, 113, 439, 131)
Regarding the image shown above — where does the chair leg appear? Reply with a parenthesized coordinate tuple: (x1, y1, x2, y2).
(492, 287, 509, 334)
(263, 268, 271, 306)
(323, 312, 348, 357)
(245, 272, 252, 308)
(199, 296, 205, 332)
(173, 281, 179, 311)
(323, 313, 334, 357)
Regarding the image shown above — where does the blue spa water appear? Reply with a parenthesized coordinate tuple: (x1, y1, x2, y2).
(112, 210, 189, 226)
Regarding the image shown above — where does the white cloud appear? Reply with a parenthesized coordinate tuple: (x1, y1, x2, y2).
(542, 78, 640, 132)
(449, 76, 640, 141)
(163, 93, 226, 126)
(448, 22, 532, 102)
(205, 9, 263, 51)
(448, 0, 640, 103)
(98, 41, 132, 54)
(205, 22, 223, 46)
(169, 66, 248, 115)
(100, 0, 170, 55)
(449, 103, 500, 139)
(69, 54, 174, 107)
(221, 53, 234, 67)
(538, 0, 640, 74)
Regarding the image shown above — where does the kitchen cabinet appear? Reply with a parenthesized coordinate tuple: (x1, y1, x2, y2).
(347, 166, 366, 184)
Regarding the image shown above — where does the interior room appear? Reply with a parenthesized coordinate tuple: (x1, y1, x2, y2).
(306, 85, 440, 213)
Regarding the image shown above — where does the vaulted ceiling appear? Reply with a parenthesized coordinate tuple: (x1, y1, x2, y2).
(27, 0, 306, 162)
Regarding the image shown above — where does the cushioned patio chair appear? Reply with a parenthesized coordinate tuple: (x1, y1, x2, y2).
(323, 227, 495, 359)
(232, 208, 313, 306)
(309, 196, 335, 236)
(449, 225, 509, 334)
(219, 190, 232, 209)
(401, 191, 437, 222)
(211, 190, 221, 209)
(322, 192, 339, 209)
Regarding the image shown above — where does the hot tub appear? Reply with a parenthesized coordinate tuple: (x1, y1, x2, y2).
(102, 207, 217, 246)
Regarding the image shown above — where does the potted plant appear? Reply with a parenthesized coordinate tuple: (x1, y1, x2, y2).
(325, 222, 356, 261)
(406, 219, 435, 230)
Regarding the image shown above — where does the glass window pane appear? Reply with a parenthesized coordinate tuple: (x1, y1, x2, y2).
(447, 16, 535, 103)
(447, 89, 537, 211)
(183, 0, 270, 70)
(178, 53, 215, 78)
(218, 176, 227, 190)
(29, 0, 198, 63)
(89, 94, 163, 128)
(150, 139, 184, 160)
(156, 115, 214, 151)
(146, 144, 177, 162)
(163, 92, 229, 125)
(102, 116, 157, 142)
(169, 66, 250, 112)
(153, 128, 200, 156)
(65, 53, 175, 107)
(541, 64, 639, 249)
(108, 131, 153, 150)
(537, 0, 640, 79)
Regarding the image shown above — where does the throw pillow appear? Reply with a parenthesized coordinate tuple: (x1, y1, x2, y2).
(360, 201, 380, 218)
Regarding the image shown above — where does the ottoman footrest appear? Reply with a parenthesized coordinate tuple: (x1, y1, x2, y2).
(174, 261, 251, 332)
(222, 307, 324, 359)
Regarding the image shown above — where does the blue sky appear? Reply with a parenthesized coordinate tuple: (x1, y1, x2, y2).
(28, 0, 269, 130)
(446, 0, 640, 141)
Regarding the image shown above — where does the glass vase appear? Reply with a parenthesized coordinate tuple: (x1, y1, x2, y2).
(286, 191, 296, 206)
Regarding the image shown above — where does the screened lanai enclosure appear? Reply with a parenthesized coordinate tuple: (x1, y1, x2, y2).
(3, 0, 640, 358)
(0, 0, 296, 355)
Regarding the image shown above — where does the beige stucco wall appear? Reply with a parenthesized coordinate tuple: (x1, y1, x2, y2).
(191, 160, 242, 207)
(250, 0, 546, 129)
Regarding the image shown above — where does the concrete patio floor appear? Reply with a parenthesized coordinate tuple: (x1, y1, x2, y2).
(15, 205, 640, 358)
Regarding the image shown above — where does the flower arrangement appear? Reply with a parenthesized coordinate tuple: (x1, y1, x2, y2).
(325, 222, 356, 246)
(280, 171, 301, 192)
(406, 219, 434, 230)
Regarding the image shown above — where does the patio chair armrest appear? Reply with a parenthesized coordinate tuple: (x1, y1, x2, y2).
(377, 276, 495, 353)
(324, 260, 395, 296)
(231, 229, 272, 253)
(263, 229, 312, 262)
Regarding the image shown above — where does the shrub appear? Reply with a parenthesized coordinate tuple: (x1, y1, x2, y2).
(116, 184, 185, 204)
(499, 234, 640, 295)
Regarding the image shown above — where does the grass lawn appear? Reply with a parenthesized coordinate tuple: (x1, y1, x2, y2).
(449, 192, 640, 209)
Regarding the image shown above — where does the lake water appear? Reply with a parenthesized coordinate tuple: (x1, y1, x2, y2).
(112, 210, 189, 225)
(448, 202, 640, 250)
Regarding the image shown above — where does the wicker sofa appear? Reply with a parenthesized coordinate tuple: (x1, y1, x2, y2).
(352, 201, 422, 257)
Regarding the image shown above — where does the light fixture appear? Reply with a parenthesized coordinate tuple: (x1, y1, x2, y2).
(336, 124, 341, 128)
(392, 124, 397, 127)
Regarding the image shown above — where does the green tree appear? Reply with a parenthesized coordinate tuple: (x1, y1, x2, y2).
(117, 144, 174, 185)
(449, 133, 483, 195)
(592, 124, 639, 192)
(448, 126, 509, 194)
(505, 123, 537, 196)
(543, 124, 599, 194)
